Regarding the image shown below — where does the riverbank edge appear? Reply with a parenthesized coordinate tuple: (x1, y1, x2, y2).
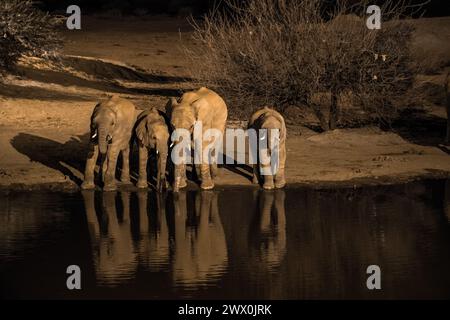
(1, 170, 448, 193)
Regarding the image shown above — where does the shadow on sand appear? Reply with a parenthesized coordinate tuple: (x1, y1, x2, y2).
(10, 133, 90, 186)
(9, 133, 254, 188)
(393, 109, 449, 149)
(10, 132, 146, 187)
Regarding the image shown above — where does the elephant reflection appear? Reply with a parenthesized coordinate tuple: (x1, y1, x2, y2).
(249, 190, 286, 271)
(170, 191, 228, 287)
(136, 191, 170, 270)
(82, 191, 137, 286)
(83, 190, 228, 288)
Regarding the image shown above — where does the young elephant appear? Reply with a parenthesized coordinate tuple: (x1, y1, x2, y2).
(248, 107, 287, 190)
(81, 96, 137, 191)
(166, 87, 228, 192)
(135, 108, 170, 192)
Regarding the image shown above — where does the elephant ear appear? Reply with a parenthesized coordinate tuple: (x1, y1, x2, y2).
(248, 107, 268, 129)
(269, 109, 285, 127)
(270, 109, 287, 137)
(268, 109, 287, 137)
(165, 97, 178, 118)
(90, 102, 102, 120)
(136, 119, 148, 146)
(191, 98, 212, 126)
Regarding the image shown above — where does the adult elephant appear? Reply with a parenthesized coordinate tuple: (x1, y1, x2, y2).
(166, 87, 228, 191)
(81, 96, 137, 191)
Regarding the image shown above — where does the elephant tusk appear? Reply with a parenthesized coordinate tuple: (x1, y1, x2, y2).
(170, 142, 174, 148)
(156, 150, 159, 155)
(91, 132, 97, 139)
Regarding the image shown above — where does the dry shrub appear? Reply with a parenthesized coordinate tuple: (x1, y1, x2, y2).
(0, 0, 62, 72)
(188, 0, 419, 130)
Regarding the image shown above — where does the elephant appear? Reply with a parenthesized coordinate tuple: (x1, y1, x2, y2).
(166, 87, 228, 191)
(248, 107, 287, 190)
(248, 190, 286, 273)
(81, 96, 137, 191)
(136, 191, 170, 271)
(170, 191, 228, 287)
(135, 108, 170, 192)
(82, 191, 137, 286)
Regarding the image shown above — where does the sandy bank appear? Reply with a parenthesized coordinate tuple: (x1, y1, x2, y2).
(1, 16, 449, 191)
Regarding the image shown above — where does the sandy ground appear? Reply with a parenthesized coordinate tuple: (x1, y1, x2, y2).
(0, 16, 449, 190)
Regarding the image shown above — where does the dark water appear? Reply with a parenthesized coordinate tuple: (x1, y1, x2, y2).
(1, 180, 450, 300)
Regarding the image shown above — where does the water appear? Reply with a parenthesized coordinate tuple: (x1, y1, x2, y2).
(1, 180, 450, 300)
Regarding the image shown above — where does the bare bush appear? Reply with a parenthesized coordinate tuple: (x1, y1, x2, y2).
(188, 0, 418, 130)
(0, 0, 62, 72)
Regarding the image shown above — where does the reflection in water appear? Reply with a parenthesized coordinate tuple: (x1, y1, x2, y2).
(82, 190, 228, 289)
(136, 191, 169, 271)
(249, 190, 286, 272)
(171, 191, 228, 288)
(2, 180, 450, 299)
(83, 191, 137, 286)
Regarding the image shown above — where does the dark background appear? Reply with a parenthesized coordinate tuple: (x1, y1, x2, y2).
(37, 0, 450, 17)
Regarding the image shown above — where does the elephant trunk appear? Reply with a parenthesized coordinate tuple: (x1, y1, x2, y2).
(98, 126, 108, 154)
(157, 144, 168, 192)
(172, 140, 187, 192)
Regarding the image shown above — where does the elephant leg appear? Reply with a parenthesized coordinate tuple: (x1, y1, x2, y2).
(275, 167, 286, 189)
(252, 163, 259, 184)
(209, 146, 218, 179)
(104, 147, 119, 191)
(263, 174, 275, 190)
(261, 164, 274, 190)
(199, 134, 214, 190)
(194, 164, 201, 182)
(137, 145, 148, 189)
(81, 142, 99, 190)
(200, 164, 214, 190)
(180, 163, 187, 188)
(120, 145, 131, 184)
(210, 163, 218, 179)
(101, 153, 108, 183)
(173, 163, 187, 192)
(275, 143, 286, 189)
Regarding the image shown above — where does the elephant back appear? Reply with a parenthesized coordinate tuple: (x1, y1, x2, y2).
(248, 107, 286, 141)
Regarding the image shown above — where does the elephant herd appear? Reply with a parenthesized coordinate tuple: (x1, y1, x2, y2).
(81, 87, 287, 192)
